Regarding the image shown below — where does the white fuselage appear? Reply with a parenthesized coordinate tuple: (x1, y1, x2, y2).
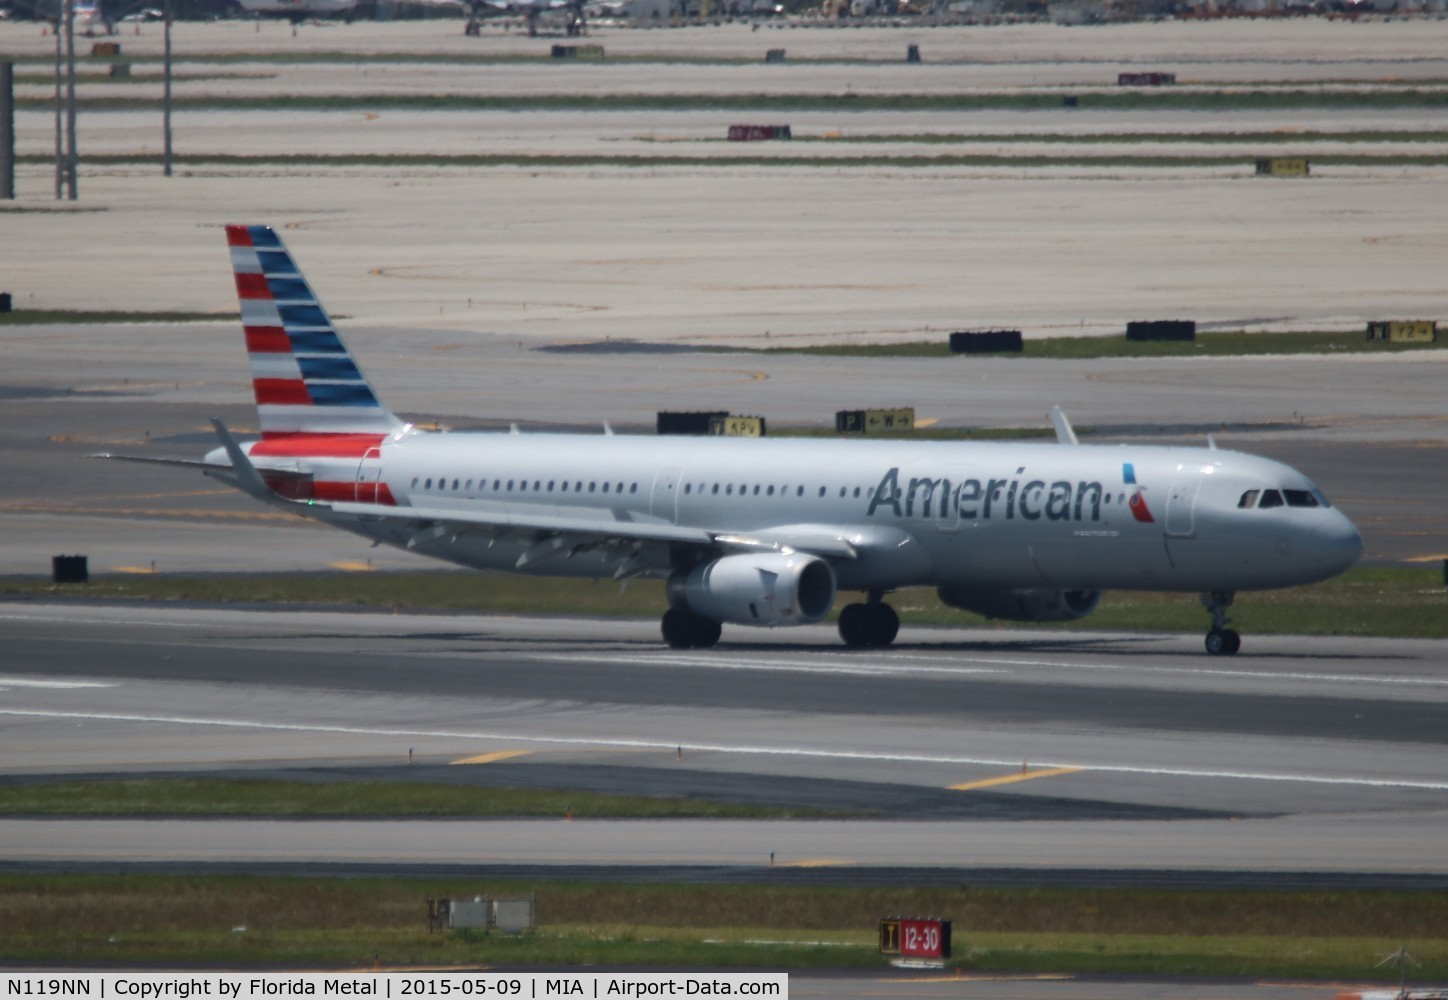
(232, 430, 1363, 595)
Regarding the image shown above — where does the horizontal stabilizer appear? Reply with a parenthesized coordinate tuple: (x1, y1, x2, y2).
(90, 453, 229, 470)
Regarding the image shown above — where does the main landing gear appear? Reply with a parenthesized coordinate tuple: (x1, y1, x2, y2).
(838, 592, 900, 648)
(1201, 590, 1241, 656)
(661, 607, 721, 649)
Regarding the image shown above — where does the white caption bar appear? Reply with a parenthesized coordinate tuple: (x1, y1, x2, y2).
(2, 974, 787, 1000)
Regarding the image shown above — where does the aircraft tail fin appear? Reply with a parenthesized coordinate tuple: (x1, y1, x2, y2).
(226, 225, 402, 440)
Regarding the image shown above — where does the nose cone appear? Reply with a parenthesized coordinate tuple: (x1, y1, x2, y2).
(1313, 511, 1363, 577)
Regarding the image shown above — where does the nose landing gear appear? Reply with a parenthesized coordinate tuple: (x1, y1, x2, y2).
(1201, 591, 1241, 656)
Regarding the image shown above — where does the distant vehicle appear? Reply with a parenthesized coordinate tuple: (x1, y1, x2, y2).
(73, 1, 114, 32)
(415, 0, 589, 36)
(119, 6, 164, 19)
(99, 226, 1365, 656)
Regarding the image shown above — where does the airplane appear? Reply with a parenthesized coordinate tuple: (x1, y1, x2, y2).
(96, 225, 1364, 656)
(420, 0, 589, 37)
(229, 0, 359, 20)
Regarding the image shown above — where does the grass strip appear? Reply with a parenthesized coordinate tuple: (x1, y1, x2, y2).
(0, 778, 858, 819)
(5, 566, 1445, 639)
(2, 876, 1446, 976)
(0, 309, 231, 325)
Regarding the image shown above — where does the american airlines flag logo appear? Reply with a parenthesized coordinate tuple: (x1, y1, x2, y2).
(226, 225, 395, 439)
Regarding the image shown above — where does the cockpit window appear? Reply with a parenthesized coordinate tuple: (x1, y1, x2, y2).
(1284, 489, 1319, 508)
(1238, 490, 1259, 509)
(1258, 489, 1284, 508)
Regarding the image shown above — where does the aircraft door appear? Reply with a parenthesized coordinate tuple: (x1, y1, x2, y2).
(650, 466, 684, 524)
(1165, 469, 1202, 538)
(355, 447, 382, 504)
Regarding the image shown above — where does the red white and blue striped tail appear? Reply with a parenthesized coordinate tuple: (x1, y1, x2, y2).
(226, 225, 401, 440)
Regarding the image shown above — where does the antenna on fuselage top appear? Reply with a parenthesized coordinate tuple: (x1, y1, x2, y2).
(603, 421, 614, 436)
(1207, 434, 1219, 450)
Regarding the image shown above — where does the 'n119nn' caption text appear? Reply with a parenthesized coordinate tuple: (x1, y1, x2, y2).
(4, 976, 787, 1000)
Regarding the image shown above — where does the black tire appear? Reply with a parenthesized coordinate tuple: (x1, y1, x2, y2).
(838, 603, 871, 647)
(662, 607, 695, 649)
(1205, 629, 1226, 655)
(867, 602, 900, 646)
(1222, 629, 1241, 655)
(662, 608, 721, 649)
(695, 616, 722, 648)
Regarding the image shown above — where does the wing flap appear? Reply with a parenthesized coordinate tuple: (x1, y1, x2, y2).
(325, 500, 716, 547)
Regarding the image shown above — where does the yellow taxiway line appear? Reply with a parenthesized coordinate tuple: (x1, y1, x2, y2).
(949, 766, 1083, 792)
(451, 750, 533, 766)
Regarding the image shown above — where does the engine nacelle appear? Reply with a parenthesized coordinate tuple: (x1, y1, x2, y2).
(668, 553, 836, 627)
(937, 587, 1102, 623)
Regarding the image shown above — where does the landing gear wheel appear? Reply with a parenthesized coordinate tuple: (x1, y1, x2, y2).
(661, 608, 721, 649)
(1205, 628, 1241, 656)
(1221, 628, 1241, 655)
(838, 601, 899, 647)
(838, 603, 872, 647)
(1200, 591, 1240, 657)
(865, 602, 899, 646)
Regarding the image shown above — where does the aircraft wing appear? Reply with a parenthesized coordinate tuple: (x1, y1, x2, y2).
(325, 500, 860, 569)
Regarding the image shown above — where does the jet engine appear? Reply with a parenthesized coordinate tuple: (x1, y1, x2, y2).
(668, 553, 836, 627)
(937, 587, 1101, 623)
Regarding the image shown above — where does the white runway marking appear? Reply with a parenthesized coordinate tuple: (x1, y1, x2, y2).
(536, 652, 1007, 678)
(1, 707, 1445, 792)
(0, 677, 119, 690)
(539, 650, 1448, 690)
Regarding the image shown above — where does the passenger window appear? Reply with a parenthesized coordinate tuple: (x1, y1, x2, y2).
(726, 485, 733, 495)
(1284, 489, 1319, 508)
(548, 481, 554, 491)
(425, 478, 432, 489)
(819, 487, 826, 498)
(853, 487, 861, 498)
(575, 482, 583, 492)
(839, 487, 846, 498)
(796, 486, 804, 497)
(411, 478, 418, 488)
(493, 480, 501, 490)
(767, 485, 774, 496)
(753, 485, 760, 496)
(630, 484, 638, 494)
(603, 482, 611, 493)
(712, 484, 719, 495)
(465, 480, 472, 491)
(684, 484, 691, 495)
(1238, 490, 1259, 509)
(561, 482, 569, 492)
(589, 482, 596, 492)
(1259, 489, 1284, 508)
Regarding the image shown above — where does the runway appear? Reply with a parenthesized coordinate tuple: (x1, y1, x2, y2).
(2, 603, 1444, 879)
